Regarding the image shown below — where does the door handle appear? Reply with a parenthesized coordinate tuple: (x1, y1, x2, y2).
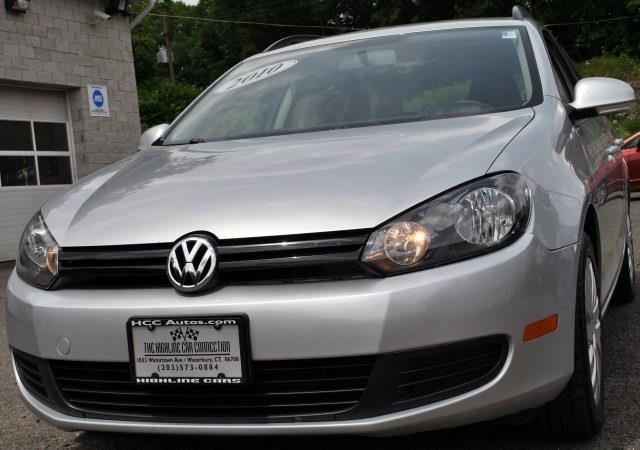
(608, 141, 623, 155)
(607, 141, 622, 161)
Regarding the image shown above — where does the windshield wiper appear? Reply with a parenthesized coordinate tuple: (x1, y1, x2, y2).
(164, 138, 206, 146)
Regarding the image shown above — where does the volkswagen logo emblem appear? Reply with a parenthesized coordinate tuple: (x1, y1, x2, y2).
(167, 235, 218, 293)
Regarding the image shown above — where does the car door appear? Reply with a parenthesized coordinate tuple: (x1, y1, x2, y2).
(543, 31, 626, 298)
(622, 133, 640, 192)
(577, 118, 626, 296)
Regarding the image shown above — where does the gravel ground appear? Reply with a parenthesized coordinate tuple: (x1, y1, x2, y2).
(2, 205, 640, 449)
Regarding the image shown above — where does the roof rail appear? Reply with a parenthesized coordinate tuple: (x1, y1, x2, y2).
(512, 5, 532, 20)
(264, 35, 323, 52)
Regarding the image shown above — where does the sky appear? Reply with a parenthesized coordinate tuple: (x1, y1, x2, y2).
(178, 0, 199, 4)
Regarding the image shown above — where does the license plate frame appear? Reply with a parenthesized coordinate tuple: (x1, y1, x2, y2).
(126, 315, 251, 385)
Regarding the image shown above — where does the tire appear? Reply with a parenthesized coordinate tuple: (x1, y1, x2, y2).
(530, 233, 604, 439)
(613, 212, 635, 304)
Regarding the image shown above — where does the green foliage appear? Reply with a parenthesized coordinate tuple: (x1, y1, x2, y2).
(611, 115, 640, 138)
(138, 78, 202, 130)
(577, 55, 640, 138)
(578, 54, 640, 80)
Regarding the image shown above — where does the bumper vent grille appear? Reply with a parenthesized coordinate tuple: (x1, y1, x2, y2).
(391, 337, 507, 406)
(13, 336, 508, 423)
(56, 230, 372, 288)
(13, 352, 49, 403)
(49, 356, 375, 421)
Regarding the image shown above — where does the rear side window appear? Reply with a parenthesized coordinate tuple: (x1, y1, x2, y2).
(165, 26, 542, 145)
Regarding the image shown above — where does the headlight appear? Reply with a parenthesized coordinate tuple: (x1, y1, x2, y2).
(16, 212, 59, 289)
(361, 173, 530, 275)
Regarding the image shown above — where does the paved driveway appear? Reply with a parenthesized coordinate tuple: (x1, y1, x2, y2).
(2, 205, 640, 449)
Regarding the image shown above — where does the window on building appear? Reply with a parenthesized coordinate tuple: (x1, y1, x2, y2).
(0, 120, 73, 187)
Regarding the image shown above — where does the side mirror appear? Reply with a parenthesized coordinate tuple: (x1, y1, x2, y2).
(137, 124, 169, 151)
(569, 77, 636, 119)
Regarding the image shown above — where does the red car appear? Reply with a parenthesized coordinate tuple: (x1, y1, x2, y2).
(622, 131, 640, 191)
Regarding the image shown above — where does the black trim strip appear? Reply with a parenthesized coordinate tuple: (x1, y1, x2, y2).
(218, 236, 367, 255)
(219, 251, 361, 270)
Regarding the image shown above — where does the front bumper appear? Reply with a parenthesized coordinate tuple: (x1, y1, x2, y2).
(6, 233, 578, 436)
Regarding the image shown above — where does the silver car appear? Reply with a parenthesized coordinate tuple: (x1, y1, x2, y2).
(6, 6, 638, 439)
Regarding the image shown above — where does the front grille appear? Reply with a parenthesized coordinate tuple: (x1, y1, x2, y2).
(49, 356, 374, 422)
(55, 230, 372, 288)
(13, 336, 508, 423)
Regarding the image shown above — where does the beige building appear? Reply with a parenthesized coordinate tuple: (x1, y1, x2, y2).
(0, 0, 142, 260)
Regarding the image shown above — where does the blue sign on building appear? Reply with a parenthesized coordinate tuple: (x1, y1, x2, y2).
(92, 89, 104, 108)
(87, 85, 110, 117)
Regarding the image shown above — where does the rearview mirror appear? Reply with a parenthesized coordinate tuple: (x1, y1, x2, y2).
(569, 77, 636, 118)
(137, 124, 169, 151)
(338, 50, 397, 70)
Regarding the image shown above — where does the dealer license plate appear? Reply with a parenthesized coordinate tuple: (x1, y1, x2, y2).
(128, 316, 247, 385)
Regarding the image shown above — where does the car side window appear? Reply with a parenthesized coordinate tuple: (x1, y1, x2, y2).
(556, 43, 580, 86)
(543, 31, 576, 102)
(623, 136, 640, 150)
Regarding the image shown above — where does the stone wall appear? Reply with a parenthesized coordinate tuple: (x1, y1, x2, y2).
(0, 0, 140, 177)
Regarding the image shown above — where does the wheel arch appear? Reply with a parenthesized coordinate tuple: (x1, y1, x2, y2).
(582, 204, 600, 269)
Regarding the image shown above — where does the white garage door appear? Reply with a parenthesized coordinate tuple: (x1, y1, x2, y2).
(0, 85, 75, 261)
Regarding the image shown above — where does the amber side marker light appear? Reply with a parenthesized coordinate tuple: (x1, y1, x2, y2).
(523, 314, 559, 342)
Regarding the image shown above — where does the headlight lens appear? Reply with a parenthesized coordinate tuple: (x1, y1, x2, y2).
(16, 212, 59, 289)
(383, 222, 431, 265)
(455, 188, 516, 245)
(361, 173, 530, 275)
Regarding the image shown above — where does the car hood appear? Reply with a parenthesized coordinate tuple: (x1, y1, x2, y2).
(44, 110, 534, 247)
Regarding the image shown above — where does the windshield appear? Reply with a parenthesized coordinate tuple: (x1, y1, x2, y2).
(164, 26, 541, 145)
